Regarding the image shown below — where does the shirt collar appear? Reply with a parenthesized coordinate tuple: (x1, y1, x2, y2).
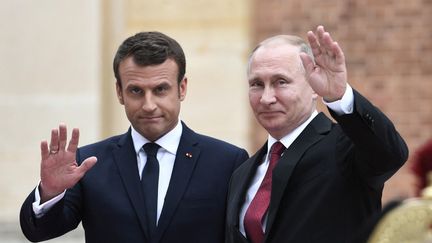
(131, 120, 183, 156)
(267, 110, 318, 154)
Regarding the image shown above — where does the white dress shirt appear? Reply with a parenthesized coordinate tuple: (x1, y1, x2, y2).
(239, 85, 354, 235)
(33, 120, 183, 225)
(131, 121, 182, 224)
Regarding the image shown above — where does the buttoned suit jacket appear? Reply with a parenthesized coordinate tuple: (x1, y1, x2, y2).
(225, 90, 408, 243)
(20, 122, 249, 243)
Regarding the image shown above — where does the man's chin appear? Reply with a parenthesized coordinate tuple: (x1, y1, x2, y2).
(137, 127, 162, 140)
(258, 119, 282, 130)
(259, 122, 287, 137)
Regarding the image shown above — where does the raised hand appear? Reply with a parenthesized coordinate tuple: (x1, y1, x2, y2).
(39, 124, 97, 203)
(300, 25, 348, 102)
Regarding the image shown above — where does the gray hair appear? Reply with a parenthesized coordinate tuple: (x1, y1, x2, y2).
(247, 35, 314, 74)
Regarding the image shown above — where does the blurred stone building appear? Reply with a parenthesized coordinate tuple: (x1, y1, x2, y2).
(1, 0, 430, 242)
(249, 0, 432, 203)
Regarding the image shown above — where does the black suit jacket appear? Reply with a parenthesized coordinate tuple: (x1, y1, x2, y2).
(20, 123, 249, 243)
(226, 90, 408, 243)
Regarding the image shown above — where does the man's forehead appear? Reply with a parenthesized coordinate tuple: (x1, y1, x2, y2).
(251, 44, 301, 64)
(248, 46, 305, 78)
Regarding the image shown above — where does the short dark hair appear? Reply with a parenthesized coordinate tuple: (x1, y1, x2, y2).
(113, 31, 186, 87)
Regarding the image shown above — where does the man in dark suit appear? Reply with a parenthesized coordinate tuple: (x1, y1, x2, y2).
(225, 26, 408, 243)
(20, 31, 248, 243)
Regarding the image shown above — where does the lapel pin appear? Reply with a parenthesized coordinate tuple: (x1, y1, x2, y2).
(185, 152, 192, 158)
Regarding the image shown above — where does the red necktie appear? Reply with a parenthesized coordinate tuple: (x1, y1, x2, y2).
(244, 141, 285, 243)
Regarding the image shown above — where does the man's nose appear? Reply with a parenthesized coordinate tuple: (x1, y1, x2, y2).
(142, 94, 157, 112)
(260, 86, 277, 105)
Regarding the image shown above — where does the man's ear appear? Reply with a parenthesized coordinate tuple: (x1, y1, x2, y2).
(179, 77, 187, 101)
(312, 90, 319, 101)
(116, 81, 124, 105)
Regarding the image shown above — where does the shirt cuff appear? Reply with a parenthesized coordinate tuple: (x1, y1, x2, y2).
(32, 182, 66, 218)
(323, 84, 354, 115)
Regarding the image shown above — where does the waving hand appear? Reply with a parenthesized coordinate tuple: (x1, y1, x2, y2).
(39, 124, 97, 203)
(300, 25, 348, 102)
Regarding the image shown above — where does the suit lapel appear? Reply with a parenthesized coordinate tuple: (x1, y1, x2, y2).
(265, 113, 332, 238)
(153, 123, 200, 242)
(112, 130, 150, 240)
(228, 145, 267, 229)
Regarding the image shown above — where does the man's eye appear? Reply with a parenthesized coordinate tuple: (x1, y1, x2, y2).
(130, 87, 142, 94)
(250, 81, 263, 88)
(155, 85, 169, 94)
(277, 79, 287, 85)
(156, 87, 166, 92)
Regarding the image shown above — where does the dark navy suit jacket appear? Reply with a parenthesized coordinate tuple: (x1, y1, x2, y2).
(225, 90, 408, 243)
(20, 123, 249, 243)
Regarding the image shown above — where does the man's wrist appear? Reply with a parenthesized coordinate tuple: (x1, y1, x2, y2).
(33, 183, 66, 218)
(39, 182, 64, 204)
(324, 84, 354, 115)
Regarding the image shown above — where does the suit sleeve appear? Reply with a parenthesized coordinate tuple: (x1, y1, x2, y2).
(19, 151, 85, 242)
(233, 149, 249, 171)
(329, 89, 409, 189)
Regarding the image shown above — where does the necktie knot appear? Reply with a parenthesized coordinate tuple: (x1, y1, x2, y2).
(143, 143, 160, 157)
(270, 141, 285, 158)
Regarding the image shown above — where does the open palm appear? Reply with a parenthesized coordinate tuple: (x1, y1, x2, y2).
(300, 26, 348, 102)
(39, 124, 97, 202)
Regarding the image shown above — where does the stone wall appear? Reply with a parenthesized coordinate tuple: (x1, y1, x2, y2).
(123, 0, 251, 149)
(250, 0, 432, 202)
(0, 0, 250, 241)
(0, 0, 101, 225)
(2, 0, 430, 241)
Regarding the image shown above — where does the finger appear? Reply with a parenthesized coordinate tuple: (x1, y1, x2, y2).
(317, 26, 335, 57)
(41, 140, 49, 161)
(332, 42, 346, 64)
(306, 30, 321, 57)
(299, 52, 315, 77)
(59, 123, 67, 151)
(49, 128, 59, 152)
(316, 25, 326, 45)
(77, 156, 98, 177)
(321, 32, 336, 57)
(67, 128, 80, 153)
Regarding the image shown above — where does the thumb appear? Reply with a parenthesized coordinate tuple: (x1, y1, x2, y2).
(299, 52, 315, 78)
(77, 156, 98, 176)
